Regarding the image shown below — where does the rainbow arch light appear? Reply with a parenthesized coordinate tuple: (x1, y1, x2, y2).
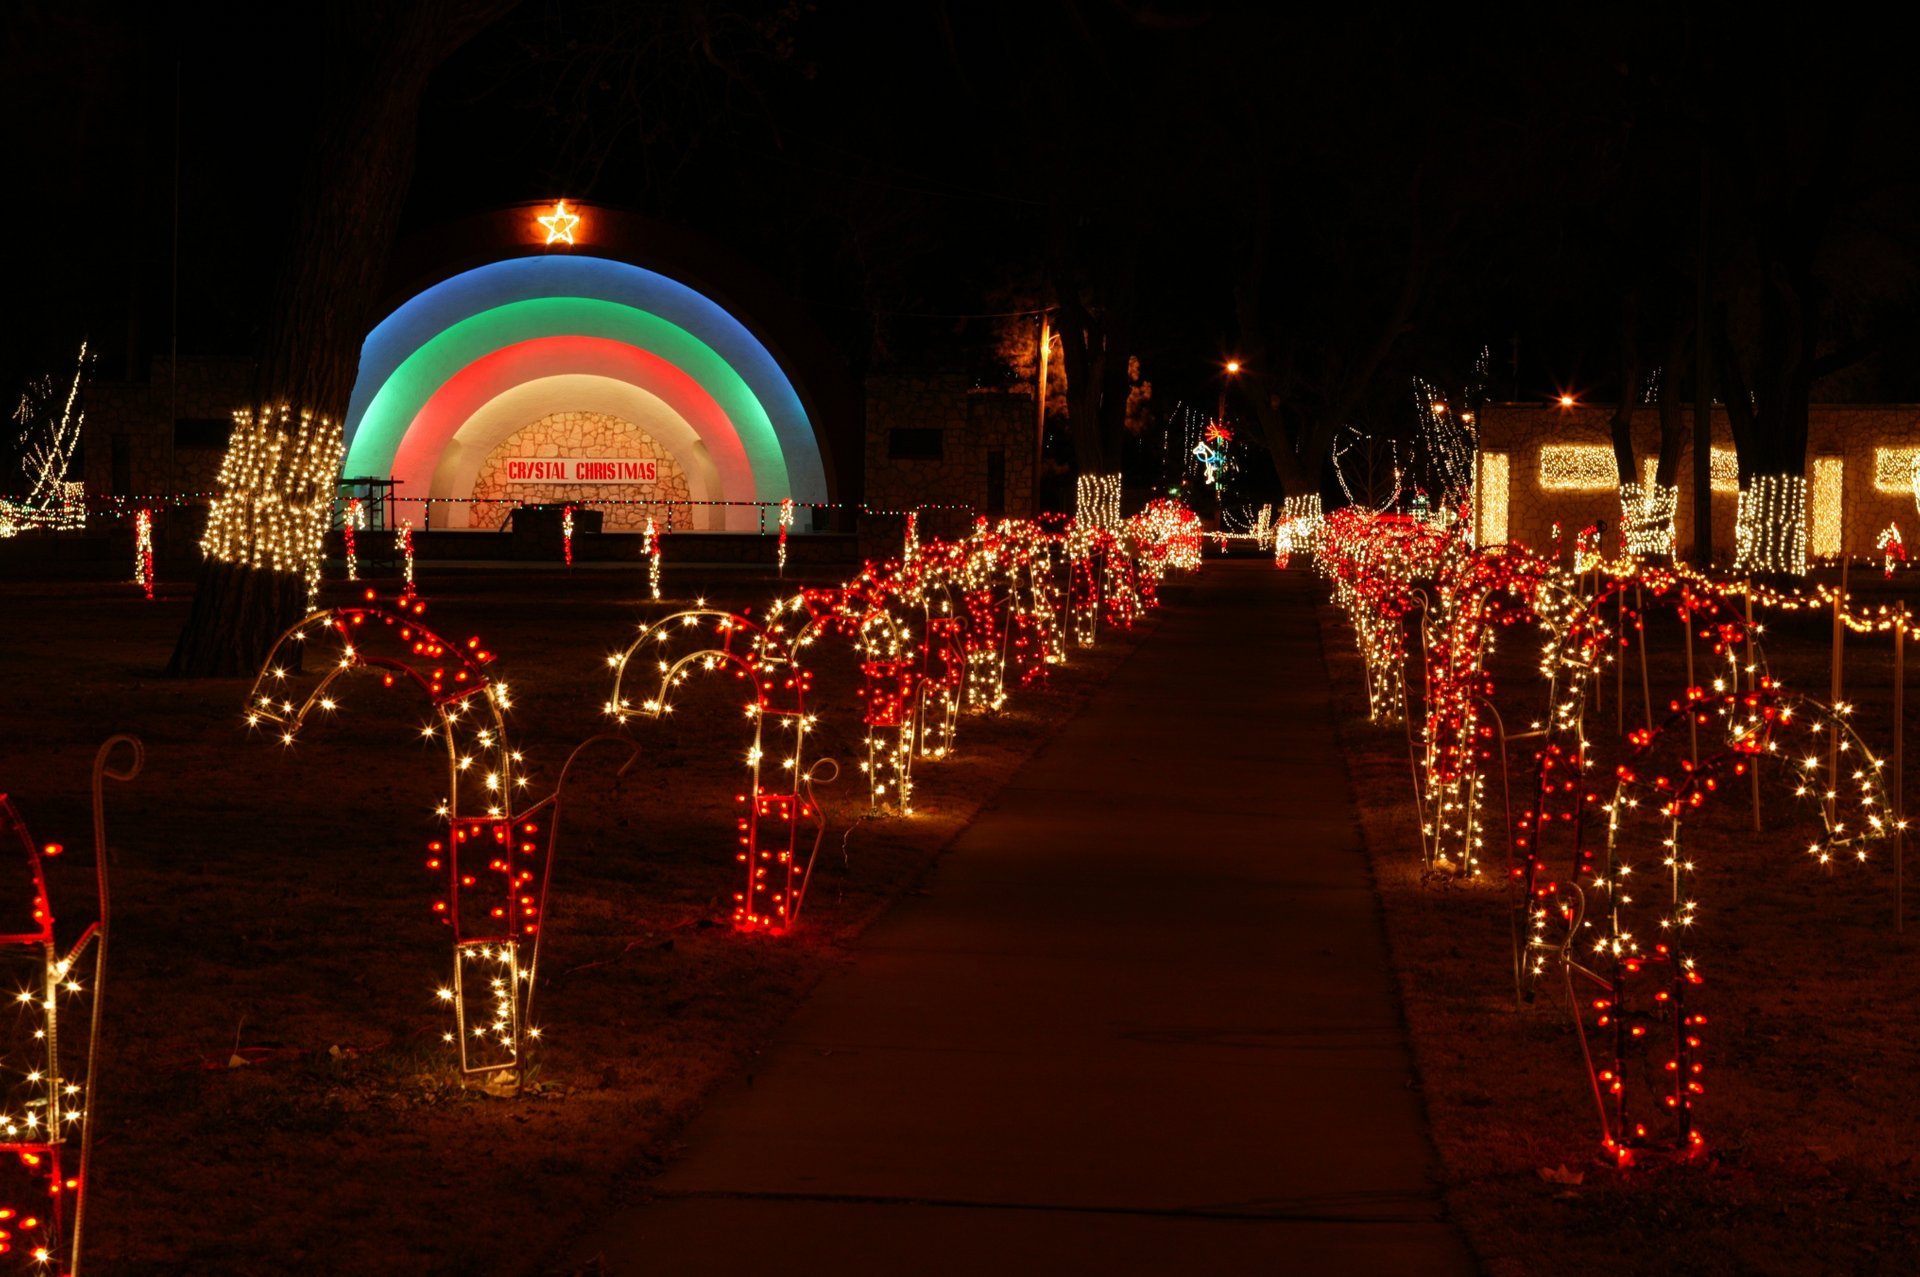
(342, 256, 829, 531)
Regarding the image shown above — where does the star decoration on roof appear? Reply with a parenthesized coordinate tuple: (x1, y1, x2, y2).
(538, 199, 581, 246)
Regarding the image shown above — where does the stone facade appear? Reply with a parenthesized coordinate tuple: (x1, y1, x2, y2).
(79, 355, 257, 499)
(1477, 403, 1920, 563)
(863, 373, 1037, 541)
(469, 410, 691, 532)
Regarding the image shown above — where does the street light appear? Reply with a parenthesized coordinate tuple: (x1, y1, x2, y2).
(1219, 359, 1241, 429)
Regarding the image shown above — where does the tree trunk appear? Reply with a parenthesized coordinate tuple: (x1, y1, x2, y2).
(168, 1, 514, 677)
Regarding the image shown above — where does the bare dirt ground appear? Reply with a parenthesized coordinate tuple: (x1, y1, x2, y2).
(1320, 570, 1920, 1277)
(0, 560, 1145, 1275)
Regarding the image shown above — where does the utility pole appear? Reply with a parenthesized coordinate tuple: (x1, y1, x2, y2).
(1692, 135, 1714, 566)
(1035, 313, 1050, 517)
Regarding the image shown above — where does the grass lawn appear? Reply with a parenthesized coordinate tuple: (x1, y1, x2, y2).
(1319, 571, 1920, 1276)
(0, 560, 1144, 1275)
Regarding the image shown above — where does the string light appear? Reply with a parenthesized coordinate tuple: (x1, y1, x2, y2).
(1273, 494, 1324, 566)
(241, 592, 558, 1085)
(561, 505, 575, 569)
(1316, 510, 1895, 1163)
(1476, 452, 1510, 546)
(1810, 456, 1844, 562)
(133, 509, 154, 600)
(1879, 524, 1905, 578)
(1620, 480, 1678, 559)
(1537, 444, 1618, 491)
(605, 607, 829, 931)
(1075, 473, 1122, 532)
(1733, 474, 1809, 576)
(1, 342, 91, 537)
(400, 520, 416, 596)
(644, 516, 662, 599)
(1874, 446, 1920, 493)
(202, 406, 342, 597)
(777, 497, 794, 576)
(342, 496, 365, 582)
(0, 735, 141, 1277)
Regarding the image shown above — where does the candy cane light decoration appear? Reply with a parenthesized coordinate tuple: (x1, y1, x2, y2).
(0, 734, 141, 1277)
(241, 592, 608, 1087)
(605, 608, 836, 932)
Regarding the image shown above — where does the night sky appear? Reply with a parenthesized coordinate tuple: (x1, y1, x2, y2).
(8, 5, 1920, 449)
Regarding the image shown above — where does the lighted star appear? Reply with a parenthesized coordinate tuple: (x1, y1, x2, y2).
(538, 199, 581, 246)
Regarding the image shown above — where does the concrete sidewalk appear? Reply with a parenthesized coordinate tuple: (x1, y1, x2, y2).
(575, 561, 1474, 1275)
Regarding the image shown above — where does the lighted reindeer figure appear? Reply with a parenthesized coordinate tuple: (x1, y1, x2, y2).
(0, 734, 141, 1277)
(243, 592, 632, 1089)
(605, 608, 837, 932)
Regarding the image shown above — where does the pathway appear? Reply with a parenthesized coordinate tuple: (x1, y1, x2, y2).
(577, 561, 1474, 1275)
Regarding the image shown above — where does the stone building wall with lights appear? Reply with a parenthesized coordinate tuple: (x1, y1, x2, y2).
(863, 373, 1038, 540)
(1475, 404, 1920, 564)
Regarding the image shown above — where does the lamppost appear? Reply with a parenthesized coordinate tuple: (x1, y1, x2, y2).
(1219, 359, 1241, 431)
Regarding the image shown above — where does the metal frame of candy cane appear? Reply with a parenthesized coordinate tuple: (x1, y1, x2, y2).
(604, 609, 838, 932)
(0, 734, 141, 1277)
(1565, 684, 1891, 1164)
(242, 593, 549, 1083)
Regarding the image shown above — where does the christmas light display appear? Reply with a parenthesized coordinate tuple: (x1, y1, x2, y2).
(1476, 452, 1510, 546)
(1538, 444, 1619, 491)
(537, 198, 581, 245)
(777, 497, 794, 576)
(1191, 423, 1233, 492)
(399, 521, 416, 596)
(1415, 375, 1478, 503)
(1734, 474, 1809, 576)
(1880, 524, 1906, 577)
(341, 256, 831, 530)
(342, 497, 365, 581)
(242, 593, 557, 1082)
(1075, 473, 1122, 532)
(1619, 480, 1678, 559)
(0, 342, 91, 539)
(1811, 456, 1844, 562)
(1711, 447, 1739, 493)
(605, 609, 833, 931)
(202, 406, 343, 595)
(1874, 446, 1920, 493)
(1272, 493, 1325, 567)
(644, 516, 662, 599)
(1317, 507, 1903, 1162)
(561, 505, 575, 569)
(0, 733, 142, 1277)
(133, 510, 154, 601)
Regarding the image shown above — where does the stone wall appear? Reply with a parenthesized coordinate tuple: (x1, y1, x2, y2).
(79, 356, 257, 499)
(863, 372, 1037, 542)
(469, 411, 692, 532)
(1478, 404, 1920, 563)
